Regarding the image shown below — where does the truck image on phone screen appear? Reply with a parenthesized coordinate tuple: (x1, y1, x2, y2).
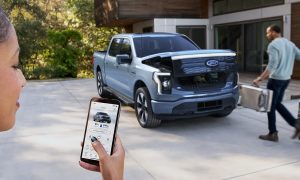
(93, 112, 111, 123)
(93, 33, 239, 128)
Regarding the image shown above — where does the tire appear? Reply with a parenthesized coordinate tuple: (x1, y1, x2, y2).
(96, 69, 108, 97)
(134, 87, 161, 128)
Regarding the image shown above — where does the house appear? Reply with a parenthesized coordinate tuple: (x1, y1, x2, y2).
(94, 0, 300, 78)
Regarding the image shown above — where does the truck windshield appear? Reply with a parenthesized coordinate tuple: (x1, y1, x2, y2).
(133, 35, 200, 57)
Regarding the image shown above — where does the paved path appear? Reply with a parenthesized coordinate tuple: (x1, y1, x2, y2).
(0, 77, 299, 180)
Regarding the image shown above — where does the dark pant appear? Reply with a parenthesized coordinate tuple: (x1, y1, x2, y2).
(267, 78, 296, 133)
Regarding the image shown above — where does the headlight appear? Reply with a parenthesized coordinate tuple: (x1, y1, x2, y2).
(153, 72, 172, 94)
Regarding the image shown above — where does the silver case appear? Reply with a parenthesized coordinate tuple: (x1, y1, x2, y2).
(239, 85, 273, 112)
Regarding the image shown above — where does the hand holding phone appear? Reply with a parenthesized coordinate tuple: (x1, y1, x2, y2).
(79, 135, 125, 180)
(80, 97, 121, 165)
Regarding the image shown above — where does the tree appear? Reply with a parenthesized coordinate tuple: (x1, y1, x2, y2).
(66, 0, 120, 77)
(1, 0, 47, 78)
(1, 0, 121, 79)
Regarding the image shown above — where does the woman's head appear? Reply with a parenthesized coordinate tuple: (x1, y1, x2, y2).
(0, 7, 26, 131)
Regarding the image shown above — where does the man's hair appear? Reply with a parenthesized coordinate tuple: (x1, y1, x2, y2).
(268, 24, 281, 34)
(0, 6, 11, 43)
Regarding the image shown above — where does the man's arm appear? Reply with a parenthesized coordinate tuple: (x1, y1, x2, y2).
(252, 44, 278, 87)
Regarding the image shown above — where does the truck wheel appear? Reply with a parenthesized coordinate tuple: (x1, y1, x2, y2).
(134, 87, 161, 128)
(96, 69, 108, 97)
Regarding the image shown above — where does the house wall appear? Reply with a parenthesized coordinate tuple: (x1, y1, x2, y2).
(118, 0, 208, 18)
(291, 2, 300, 78)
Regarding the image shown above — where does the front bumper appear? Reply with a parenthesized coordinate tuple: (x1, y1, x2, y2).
(151, 90, 239, 119)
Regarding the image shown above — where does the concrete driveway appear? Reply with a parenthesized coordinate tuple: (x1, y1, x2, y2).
(0, 78, 299, 180)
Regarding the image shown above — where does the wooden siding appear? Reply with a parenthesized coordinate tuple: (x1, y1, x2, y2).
(118, 0, 208, 18)
(292, 2, 300, 79)
(95, 0, 208, 26)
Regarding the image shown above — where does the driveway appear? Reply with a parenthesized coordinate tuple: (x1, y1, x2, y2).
(0, 78, 299, 180)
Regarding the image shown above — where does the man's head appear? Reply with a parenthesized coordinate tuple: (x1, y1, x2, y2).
(266, 24, 281, 42)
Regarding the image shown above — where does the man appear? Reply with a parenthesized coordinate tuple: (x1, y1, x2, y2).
(253, 24, 300, 142)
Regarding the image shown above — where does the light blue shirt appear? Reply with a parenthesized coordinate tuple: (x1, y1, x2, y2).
(266, 37, 300, 80)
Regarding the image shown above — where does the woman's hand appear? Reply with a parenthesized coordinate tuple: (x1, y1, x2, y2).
(79, 135, 125, 180)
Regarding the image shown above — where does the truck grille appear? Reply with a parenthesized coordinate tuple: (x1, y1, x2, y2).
(174, 72, 236, 92)
(198, 100, 222, 111)
(172, 56, 236, 77)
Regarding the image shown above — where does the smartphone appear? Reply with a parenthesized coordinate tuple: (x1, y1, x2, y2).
(80, 97, 121, 165)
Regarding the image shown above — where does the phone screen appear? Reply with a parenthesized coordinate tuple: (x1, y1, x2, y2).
(81, 98, 120, 163)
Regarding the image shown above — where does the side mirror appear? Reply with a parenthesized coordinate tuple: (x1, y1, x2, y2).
(116, 54, 132, 64)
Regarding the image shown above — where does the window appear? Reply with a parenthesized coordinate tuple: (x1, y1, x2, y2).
(214, 19, 282, 72)
(119, 39, 132, 57)
(177, 26, 206, 49)
(243, 0, 261, 9)
(227, 0, 243, 12)
(108, 38, 122, 57)
(133, 35, 199, 58)
(143, 27, 153, 33)
(214, 0, 227, 15)
(262, 0, 283, 6)
(213, 0, 284, 16)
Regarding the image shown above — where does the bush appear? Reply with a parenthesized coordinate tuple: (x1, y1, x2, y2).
(46, 29, 83, 78)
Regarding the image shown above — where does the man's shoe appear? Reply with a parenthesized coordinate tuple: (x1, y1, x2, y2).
(259, 132, 278, 142)
(291, 125, 300, 139)
(291, 119, 300, 139)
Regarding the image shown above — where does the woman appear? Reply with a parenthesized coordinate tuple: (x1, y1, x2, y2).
(0, 7, 26, 131)
(0, 7, 125, 180)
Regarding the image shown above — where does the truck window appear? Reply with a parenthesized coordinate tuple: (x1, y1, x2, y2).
(109, 38, 122, 57)
(119, 38, 132, 57)
(133, 35, 200, 58)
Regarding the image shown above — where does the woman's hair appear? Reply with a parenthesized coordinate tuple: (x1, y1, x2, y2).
(0, 6, 11, 43)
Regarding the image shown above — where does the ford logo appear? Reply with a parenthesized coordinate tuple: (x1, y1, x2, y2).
(206, 60, 219, 67)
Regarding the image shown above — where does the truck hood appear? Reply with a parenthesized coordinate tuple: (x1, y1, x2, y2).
(140, 49, 236, 62)
(142, 49, 237, 76)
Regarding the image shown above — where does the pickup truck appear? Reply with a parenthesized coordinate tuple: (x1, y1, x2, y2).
(93, 33, 239, 128)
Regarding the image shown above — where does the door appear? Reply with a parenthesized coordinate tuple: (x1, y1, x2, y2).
(244, 20, 282, 72)
(105, 38, 122, 90)
(215, 25, 243, 71)
(244, 23, 262, 72)
(177, 26, 206, 49)
(215, 19, 282, 73)
(115, 38, 135, 97)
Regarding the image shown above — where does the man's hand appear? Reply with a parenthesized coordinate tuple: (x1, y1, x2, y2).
(253, 77, 262, 87)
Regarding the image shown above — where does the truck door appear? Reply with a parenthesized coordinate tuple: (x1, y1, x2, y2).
(105, 38, 122, 90)
(116, 38, 135, 97)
